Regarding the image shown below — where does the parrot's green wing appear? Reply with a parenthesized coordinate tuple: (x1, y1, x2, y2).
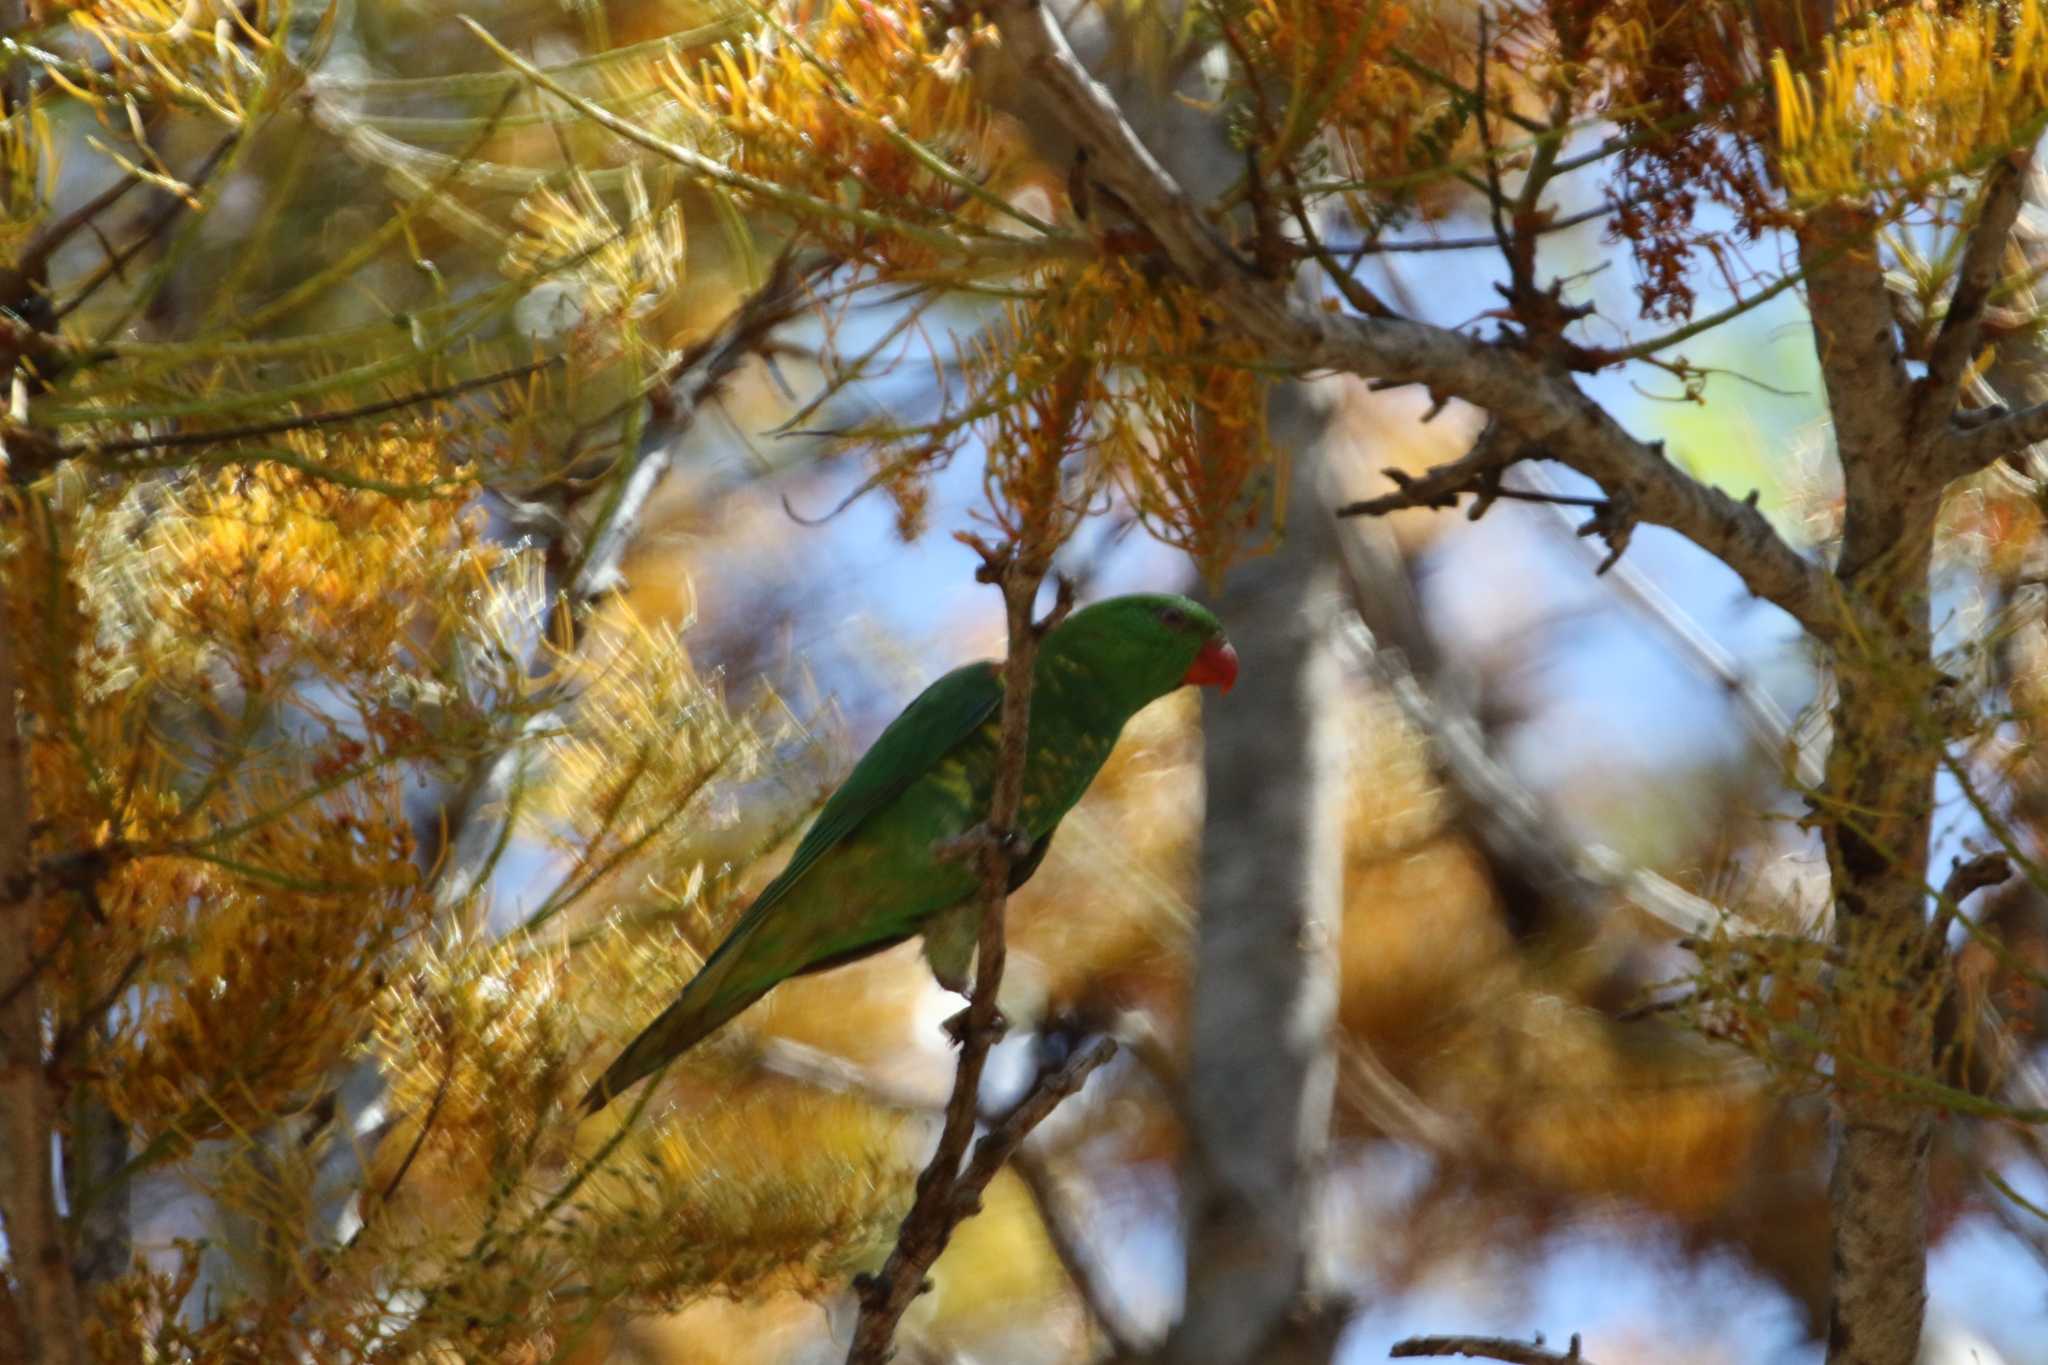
(702, 660, 1002, 978)
(582, 662, 1004, 1112)
(746, 660, 1002, 921)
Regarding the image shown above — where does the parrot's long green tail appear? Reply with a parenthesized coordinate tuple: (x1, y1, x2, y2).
(579, 959, 769, 1113)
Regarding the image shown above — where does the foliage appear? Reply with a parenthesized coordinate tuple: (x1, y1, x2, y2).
(9, 0, 2048, 1362)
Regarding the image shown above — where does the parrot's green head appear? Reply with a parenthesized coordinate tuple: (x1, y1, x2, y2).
(1039, 593, 1237, 713)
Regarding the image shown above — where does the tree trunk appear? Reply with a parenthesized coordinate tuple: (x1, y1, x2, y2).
(0, 594, 88, 1365)
(1801, 200, 1944, 1365)
(1819, 561, 1940, 1365)
(1159, 391, 1344, 1365)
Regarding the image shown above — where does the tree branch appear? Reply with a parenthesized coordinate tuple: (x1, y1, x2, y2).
(848, 1028, 1115, 1360)
(1921, 154, 2028, 450)
(1329, 538, 1730, 940)
(760, 1030, 1143, 1355)
(1929, 851, 2013, 946)
(984, 0, 1835, 640)
(1391, 1333, 1592, 1365)
(1800, 204, 1923, 574)
(1943, 395, 2048, 476)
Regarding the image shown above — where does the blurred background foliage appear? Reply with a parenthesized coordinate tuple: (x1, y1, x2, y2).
(6, 0, 2048, 1363)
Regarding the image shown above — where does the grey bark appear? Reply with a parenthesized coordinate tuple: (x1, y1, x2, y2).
(979, 9, 1353, 1354)
(1797, 201, 1946, 1365)
(997, 9, 1351, 1360)
(1159, 394, 1345, 1365)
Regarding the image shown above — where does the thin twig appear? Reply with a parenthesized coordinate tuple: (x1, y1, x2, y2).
(70, 358, 560, 457)
(1391, 1333, 1591, 1365)
(53, 134, 238, 321)
(12, 169, 145, 287)
(1320, 202, 1612, 256)
(1508, 463, 1826, 790)
(1336, 419, 1523, 518)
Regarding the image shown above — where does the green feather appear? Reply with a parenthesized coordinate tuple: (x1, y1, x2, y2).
(581, 593, 1228, 1112)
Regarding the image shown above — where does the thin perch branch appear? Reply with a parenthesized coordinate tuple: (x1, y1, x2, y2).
(846, 554, 1101, 1364)
(848, 1036, 1117, 1362)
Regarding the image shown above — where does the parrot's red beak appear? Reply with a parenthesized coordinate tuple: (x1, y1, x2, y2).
(1183, 637, 1239, 694)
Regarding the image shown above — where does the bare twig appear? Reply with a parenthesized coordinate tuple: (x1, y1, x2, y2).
(12, 170, 146, 287)
(1335, 421, 1638, 564)
(1391, 1333, 1591, 1365)
(1336, 420, 1537, 521)
(1322, 203, 1614, 256)
(52, 134, 238, 322)
(1508, 463, 1827, 790)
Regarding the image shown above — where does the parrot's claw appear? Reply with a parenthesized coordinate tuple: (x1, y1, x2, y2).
(942, 1004, 1008, 1047)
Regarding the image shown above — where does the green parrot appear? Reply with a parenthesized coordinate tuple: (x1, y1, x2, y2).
(580, 592, 1237, 1112)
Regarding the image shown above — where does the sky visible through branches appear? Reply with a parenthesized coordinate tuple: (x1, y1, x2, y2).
(654, 155, 2048, 1363)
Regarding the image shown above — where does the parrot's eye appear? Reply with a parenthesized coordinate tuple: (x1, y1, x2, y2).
(1157, 605, 1188, 629)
